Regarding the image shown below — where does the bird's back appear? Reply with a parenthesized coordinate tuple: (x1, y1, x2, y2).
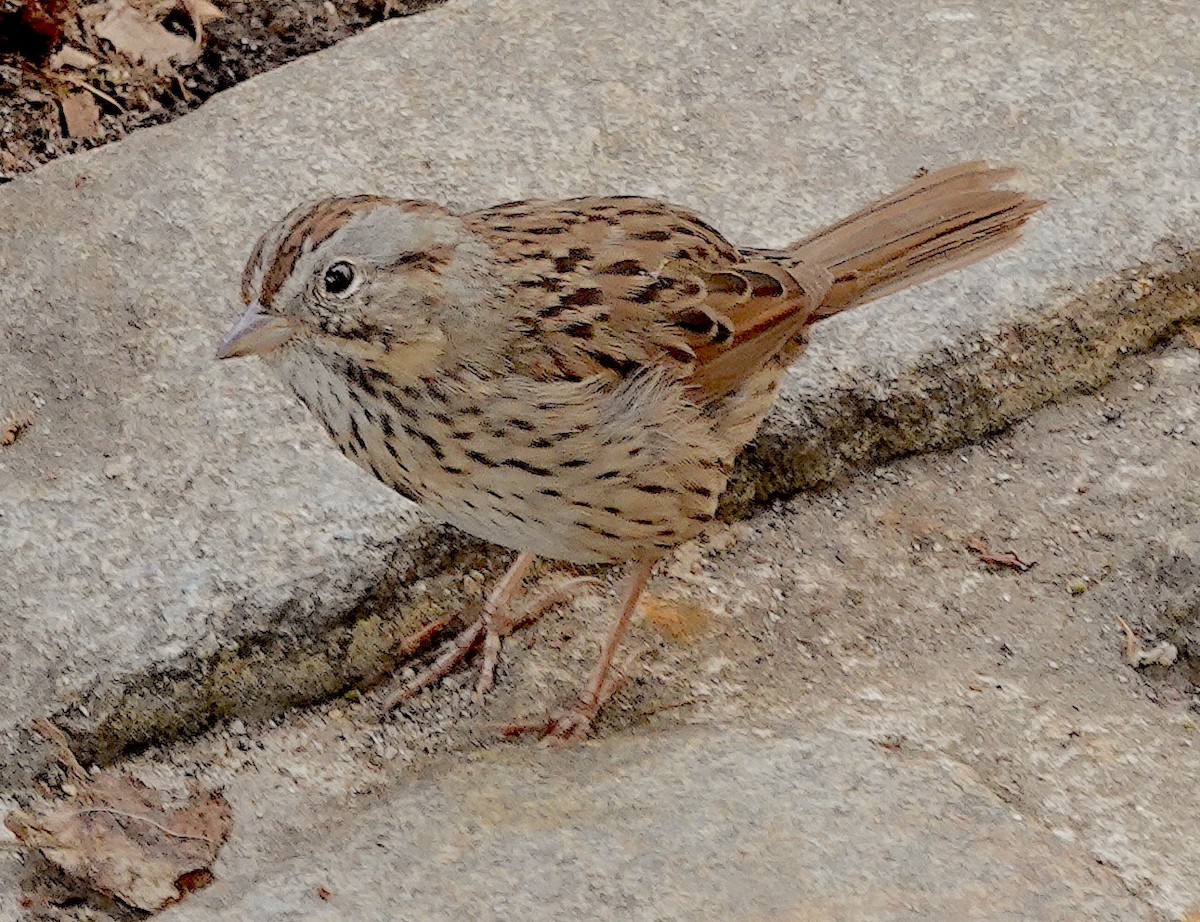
(261, 167, 1040, 564)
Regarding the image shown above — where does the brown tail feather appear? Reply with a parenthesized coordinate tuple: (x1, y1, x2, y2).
(790, 162, 1044, 321)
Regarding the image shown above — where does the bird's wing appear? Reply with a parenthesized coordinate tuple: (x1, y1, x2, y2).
(465, 196, 832, 402)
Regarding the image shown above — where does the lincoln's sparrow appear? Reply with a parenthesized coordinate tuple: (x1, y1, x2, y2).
(218, 162, 1041, 740)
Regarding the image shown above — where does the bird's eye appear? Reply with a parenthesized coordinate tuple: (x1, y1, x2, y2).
(323, 261, 357, 297)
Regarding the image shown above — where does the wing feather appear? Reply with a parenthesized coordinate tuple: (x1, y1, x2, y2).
(465, 197, 828, 403)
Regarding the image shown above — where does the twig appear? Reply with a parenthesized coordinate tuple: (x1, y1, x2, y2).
(28, 717, 88, 782)
(967, 538, 1036, 572)
(55, 72, 126, 113)
(1117, 616, 1178, 668)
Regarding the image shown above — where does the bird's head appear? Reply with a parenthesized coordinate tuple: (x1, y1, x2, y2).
(218, 195, 506, 379)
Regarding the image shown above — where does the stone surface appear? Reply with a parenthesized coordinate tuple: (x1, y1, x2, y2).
(146, 342, 1200, 922)
(5, 332, 1199, 920)
(3, 0, 1200, 783)
(1103, 526, 1200, 659)
(158, 727, 1149, 922)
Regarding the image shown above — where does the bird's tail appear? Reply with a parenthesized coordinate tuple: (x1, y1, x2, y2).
(788, 161, 1044, 321)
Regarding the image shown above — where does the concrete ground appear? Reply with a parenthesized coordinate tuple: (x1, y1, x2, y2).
(2, 0, 1199, 918)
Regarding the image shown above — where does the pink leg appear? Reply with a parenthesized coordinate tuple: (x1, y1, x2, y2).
(505, 557, 657, 744)
(473, 552, 537, 698)
(385, 552, 534, 711)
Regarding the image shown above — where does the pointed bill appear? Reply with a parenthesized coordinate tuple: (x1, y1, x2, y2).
(216, 305, 296, 359)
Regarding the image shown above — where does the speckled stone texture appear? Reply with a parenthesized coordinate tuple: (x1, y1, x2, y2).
(2, 0, 1198, 779)
(160, 728, 1150, 922)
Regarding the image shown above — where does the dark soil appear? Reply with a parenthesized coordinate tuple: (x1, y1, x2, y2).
(0, 0, 444, 181)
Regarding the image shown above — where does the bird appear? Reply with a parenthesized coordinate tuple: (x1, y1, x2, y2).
(217, 161, 1042, 741)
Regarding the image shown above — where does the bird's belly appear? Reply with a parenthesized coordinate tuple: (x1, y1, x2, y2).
(421, 451, 722, 565)
(432, 500, 624, 564)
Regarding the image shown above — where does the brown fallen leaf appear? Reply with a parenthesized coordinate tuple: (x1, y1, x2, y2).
(16, 83, 53, 104)
(967, 538, 1037, 573)
(59, 90, 102, 138)
(0, 0, 71, 60)
(181, 0, 221, 30)
(92, 0, 197, 70)
(641, 595, 717, 644)
(0, 148, 24, 174)
(5, 720, 232, 912)
(1, 411, 35, 446)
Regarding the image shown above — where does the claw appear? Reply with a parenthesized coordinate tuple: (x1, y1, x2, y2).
(382, 556, 600, 712)
(384, 617, 487, 710)
(494, 661, 638, 745)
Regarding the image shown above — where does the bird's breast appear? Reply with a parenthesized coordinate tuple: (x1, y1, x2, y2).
(280, 354, 728, 563)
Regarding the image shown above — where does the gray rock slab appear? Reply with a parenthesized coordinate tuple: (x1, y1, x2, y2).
(5, 343, 1194, 920)
(3, 0, 1199, 779)
(160, 727, 1148, 922)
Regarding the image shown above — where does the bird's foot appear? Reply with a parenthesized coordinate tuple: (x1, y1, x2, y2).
(498, 558, 656, 744)
(383, 572, 599, 710)
(497, 669, 633, 746)
(473, 575, 600, 700)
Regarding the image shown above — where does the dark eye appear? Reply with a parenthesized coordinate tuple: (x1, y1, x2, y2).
(323, 261, 356, 296)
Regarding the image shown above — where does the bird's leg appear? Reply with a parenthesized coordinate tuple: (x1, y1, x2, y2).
(504, 558, 656, 744)
(385, 552, 535, 709)
(385, 555, 601, 710)
(473, 551, 538, 699)
(474, 568, 606, 701)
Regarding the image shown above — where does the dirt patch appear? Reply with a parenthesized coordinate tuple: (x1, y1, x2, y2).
(0, 0, 443, 180)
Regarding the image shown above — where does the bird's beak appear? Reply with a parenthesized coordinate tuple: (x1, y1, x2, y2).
(216, 304, 296, 359)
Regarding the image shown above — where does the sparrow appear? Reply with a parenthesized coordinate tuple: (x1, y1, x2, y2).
(217, 161, 1041, 740)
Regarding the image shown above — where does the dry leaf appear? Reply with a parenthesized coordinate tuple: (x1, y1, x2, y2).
(59, 91, 103, 138)
(182, 0, 221, 27)
(641, 595, 716, 644)
(16, 84, 53, 103)
(94, 0, 198, 70)
(1, 411, 35, 446)
(125, 0, 178, 18)
(5, 723, 232, 912)
(49, 44, 101, 69)
(0, 149, 23, 173)
(6, 779, 232, 910)
(0, 0, 70, 60)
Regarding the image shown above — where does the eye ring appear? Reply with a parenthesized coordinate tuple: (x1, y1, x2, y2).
(322, 261, 359, 298)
